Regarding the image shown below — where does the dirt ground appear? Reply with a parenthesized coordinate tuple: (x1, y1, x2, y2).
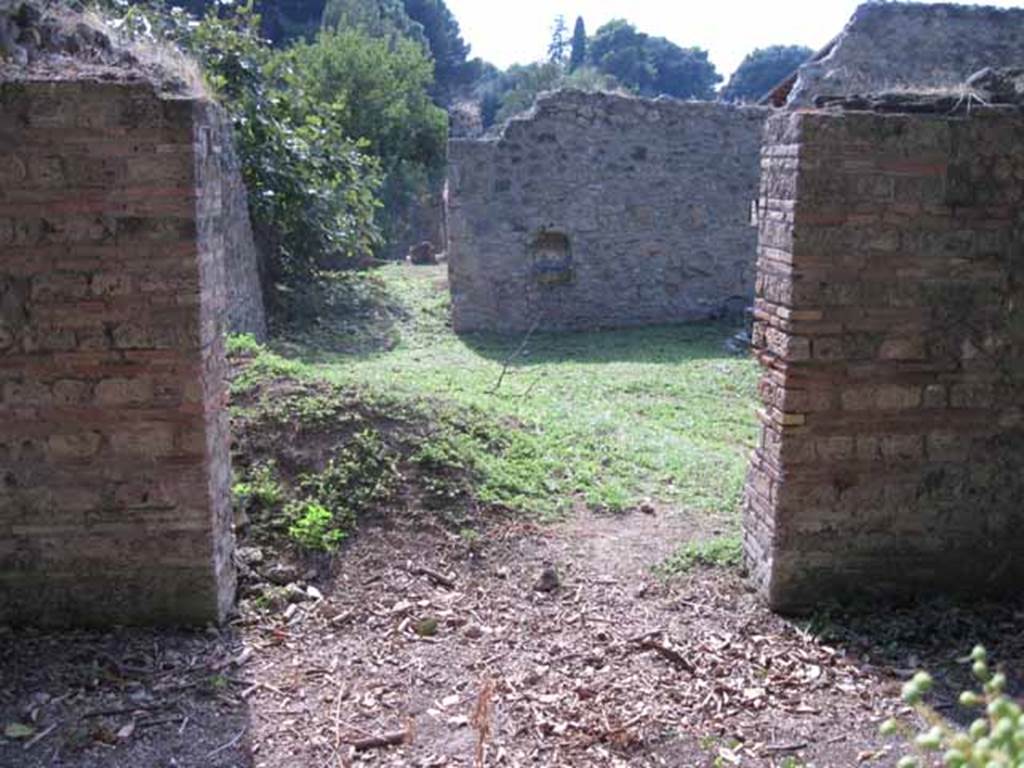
(4, 504, 1023, 768)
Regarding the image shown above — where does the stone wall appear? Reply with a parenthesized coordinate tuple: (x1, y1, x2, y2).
(0, 78, 237, 626)
(446, 90, 768, 333)
(787, 3, 1024, 107)
(214, 107, 268, 340)
(744, 107, 1024, 611)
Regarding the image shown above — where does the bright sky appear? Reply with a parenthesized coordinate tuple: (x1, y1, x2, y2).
(446, 0, 1024, 82)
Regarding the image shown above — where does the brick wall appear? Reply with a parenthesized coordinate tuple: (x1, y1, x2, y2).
(744, 108, 1024, 611)
(0, 78, 237, 626)
(447, 90, 768, 333)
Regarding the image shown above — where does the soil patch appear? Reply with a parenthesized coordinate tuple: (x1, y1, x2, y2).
(7, 506, 1020, 767)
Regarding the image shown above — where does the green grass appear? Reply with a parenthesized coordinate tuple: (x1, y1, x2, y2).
(235, 263, 759, 522)
(656, 535, 744, 576)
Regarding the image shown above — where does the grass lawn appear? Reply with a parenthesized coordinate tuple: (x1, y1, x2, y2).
(233, 263, 760, 529)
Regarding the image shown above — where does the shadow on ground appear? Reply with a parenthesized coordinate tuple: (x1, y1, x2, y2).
(806, 596, 1024, 727)
(267, 268, 412, 362)
(0, 627, 255, 767)
(459, 320, 749, 367)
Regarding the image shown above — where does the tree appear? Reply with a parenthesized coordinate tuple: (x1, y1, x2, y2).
(589, 19, 655, 92)
(547, 14, 569, 64)
(180, 5, 384, 284)
(568, 16, 586, 72)
(721, 44, 813, 102)
(322, 0, 419, 40)
(647, 37, 720, 100)
(402, 0, 479, 102)
(588, 19, 720, 100)
(270, 28, 448, 252)
(491, 61, 564, 125)
(170, 0, 330, 45)
(476, 62, 620, 129)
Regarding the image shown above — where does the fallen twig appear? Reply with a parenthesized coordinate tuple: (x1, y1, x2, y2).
(472, 678, 496, 768)
(82, 703, 170, 719)
(22, 723, 56, 751)
(205, 728, 246, 759)
(639, 638, 695, 673)
(763, 742, 808, 754)
(486, 316, 541, 395)
(351, 730, 409, 752)
(408, 565, 456, 589)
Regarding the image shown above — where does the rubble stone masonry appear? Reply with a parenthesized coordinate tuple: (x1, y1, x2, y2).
(0, 79, 237, 625)
(744, 108, 1024, 611)
(447, 90, 768, 333)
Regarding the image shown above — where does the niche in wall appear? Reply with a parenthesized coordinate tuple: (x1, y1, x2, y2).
(529, 231, 573, 286)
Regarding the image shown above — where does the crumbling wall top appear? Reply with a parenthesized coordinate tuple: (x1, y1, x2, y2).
(787, 2, 1024, 107)
(0, 0, 200, 96)
(465, 88, 767, 147)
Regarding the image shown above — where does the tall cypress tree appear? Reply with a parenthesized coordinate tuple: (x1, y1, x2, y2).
(569, 16, 586, 72)
(548, 15, 569, 64)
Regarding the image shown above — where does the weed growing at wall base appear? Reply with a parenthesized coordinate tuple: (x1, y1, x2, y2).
(655, 535, 743, 577)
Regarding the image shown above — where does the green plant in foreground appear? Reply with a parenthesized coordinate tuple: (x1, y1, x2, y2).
(233, 460, 284, 510)
(286, 500, 346, 552)
(881, 645, 1023, 767)
(656, 535, 742, 576)
(226, 332, 263, 357)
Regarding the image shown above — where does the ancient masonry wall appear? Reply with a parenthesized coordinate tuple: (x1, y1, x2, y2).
(215, 107, 268, 341)
(787, 3, 1024, 107)
(0, 79, 237, 626)
(744, 108, 1024, 611)
(446, 90, 768, 333)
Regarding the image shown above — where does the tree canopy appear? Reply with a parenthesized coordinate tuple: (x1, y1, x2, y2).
(720, 44, 813, 102)
(588, 19, 720, 100)
(402, 0, 480, 101)
(322, 0, 479, 103)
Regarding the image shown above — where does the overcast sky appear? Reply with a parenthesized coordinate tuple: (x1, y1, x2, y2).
(445, 0, 1024, 82)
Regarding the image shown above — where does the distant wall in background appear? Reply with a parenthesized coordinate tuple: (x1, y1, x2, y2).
(446, 90, 768, 333)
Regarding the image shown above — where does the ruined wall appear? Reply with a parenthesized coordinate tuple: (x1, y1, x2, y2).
(744, 107, 1024, 611)
(0, 78, 237, 626)
(788, 3, 1024, 107)
(447, 90, 768, 333)
(215, 108, 268, 340)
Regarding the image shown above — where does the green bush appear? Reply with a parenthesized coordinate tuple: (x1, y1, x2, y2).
(286, 500, 346, 552)
(186, 9, 384, 281)
(233, 460, 285, 510)
(94, 1, 383, 292)
(881, 645, 1023, 767)
(270, 28, 448, 253)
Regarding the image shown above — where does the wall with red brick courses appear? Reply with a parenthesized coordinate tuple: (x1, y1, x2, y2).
(0, 79, 237, 626)
(744, 108, 1024, 612)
